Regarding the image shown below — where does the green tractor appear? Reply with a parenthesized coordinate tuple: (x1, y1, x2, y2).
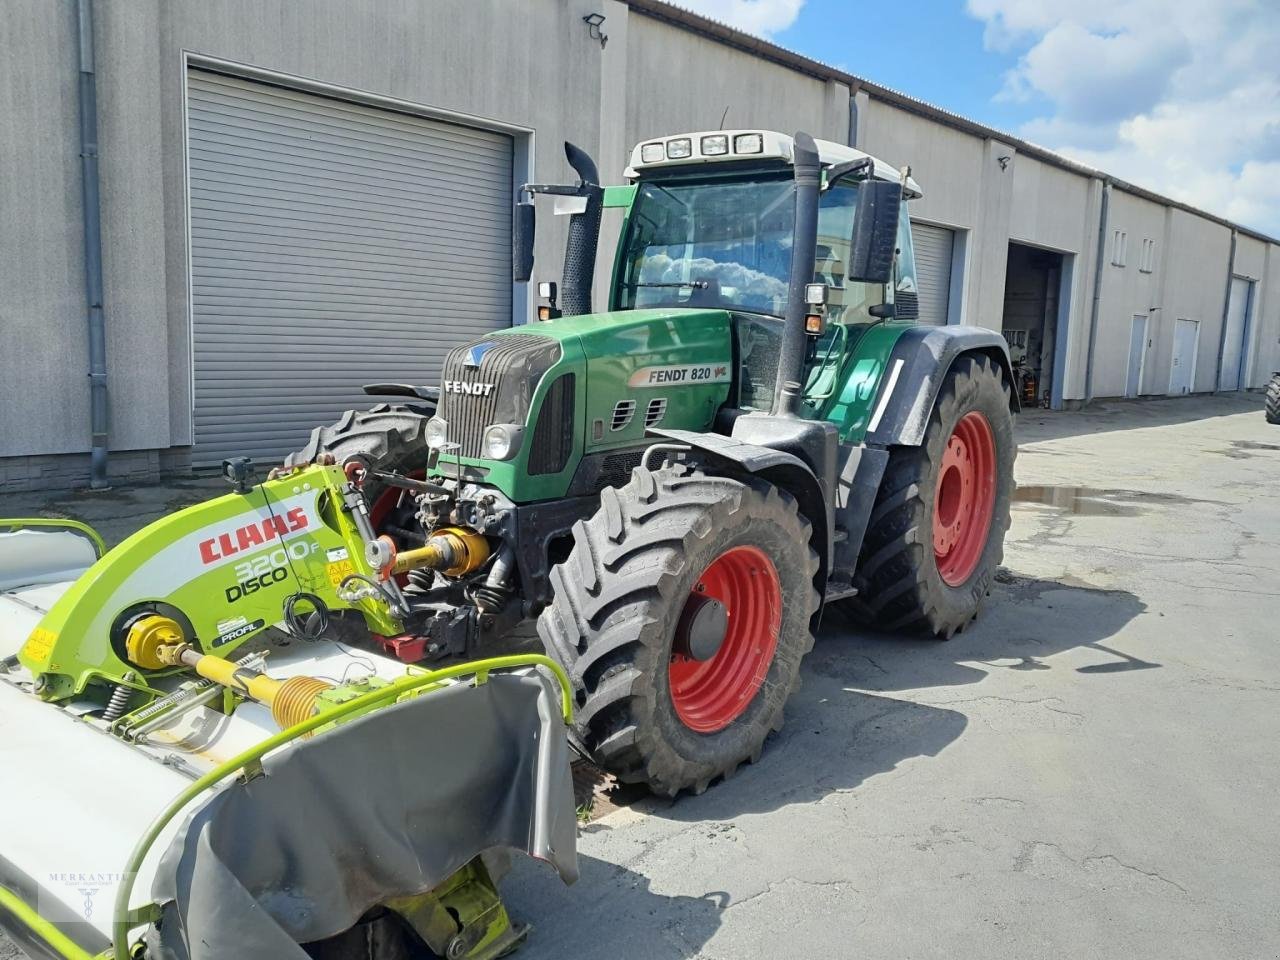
(288, 129, 1018, 797)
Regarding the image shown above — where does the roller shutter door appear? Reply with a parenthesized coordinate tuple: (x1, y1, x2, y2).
(911, 221, 954, 326)
(186, 70, 513, 464)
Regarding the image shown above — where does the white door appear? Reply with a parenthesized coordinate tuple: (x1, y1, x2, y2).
(1169, 319, 1199, 395)
(1126, 314, 1147, 397)
(1217, 276, 1253, 391)
(911, 222, 954, 325)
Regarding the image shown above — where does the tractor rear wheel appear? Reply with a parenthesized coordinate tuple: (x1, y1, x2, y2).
(852, 354, 1014, 638)
(1266, 372, 1280, 424)
(285, 404, 432, 542)
(538, 465, 819, 797)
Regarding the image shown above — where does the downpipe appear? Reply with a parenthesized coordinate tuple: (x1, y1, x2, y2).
(772, 132, 822, 416)
(76, 0, 109, 488)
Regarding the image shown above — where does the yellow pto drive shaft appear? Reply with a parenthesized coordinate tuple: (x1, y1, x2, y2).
(125, 614, 334, 729)
(370, 525, 490, 579)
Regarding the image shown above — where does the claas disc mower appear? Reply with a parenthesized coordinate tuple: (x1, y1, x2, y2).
(0, 473, 578, 960)
(0, 127, 1017, 959)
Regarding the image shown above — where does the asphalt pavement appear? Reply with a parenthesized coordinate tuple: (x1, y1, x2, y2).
(3, 394, 1277, 959)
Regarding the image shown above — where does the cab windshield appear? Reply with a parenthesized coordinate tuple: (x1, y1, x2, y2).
(615, 172, 876, 322)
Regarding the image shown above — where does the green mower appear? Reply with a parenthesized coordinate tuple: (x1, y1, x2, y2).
(0, 128, 1015, 959)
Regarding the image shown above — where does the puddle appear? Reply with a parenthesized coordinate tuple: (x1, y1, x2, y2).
(1223, 440, 1280, 457)
(1012, 485, 1207, 516)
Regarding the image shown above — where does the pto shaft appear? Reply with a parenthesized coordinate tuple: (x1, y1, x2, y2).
(176, 647, 334, 729)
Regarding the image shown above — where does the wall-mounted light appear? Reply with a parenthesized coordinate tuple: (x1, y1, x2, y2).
(997, 155, 1011, 171)
(583, 12, 608, 48)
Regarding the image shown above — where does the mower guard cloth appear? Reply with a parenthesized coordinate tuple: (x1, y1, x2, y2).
(146, 670, 578, 960)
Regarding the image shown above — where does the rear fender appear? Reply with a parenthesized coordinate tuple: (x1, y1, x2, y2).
(865, 326, 1018, 448)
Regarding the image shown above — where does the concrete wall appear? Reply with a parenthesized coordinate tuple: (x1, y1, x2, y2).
(1, 2, 89, 458)
(1091, 189, 1168, 398)
(4, 0, 1278, 486)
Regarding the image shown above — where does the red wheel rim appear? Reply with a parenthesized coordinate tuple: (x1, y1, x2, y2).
(933, 411, 997, 586)
(669, 545, 782, 734)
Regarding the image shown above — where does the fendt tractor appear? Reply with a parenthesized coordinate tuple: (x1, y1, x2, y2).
(287, 129, 1018, 792)
(0, 129, 1015, 960)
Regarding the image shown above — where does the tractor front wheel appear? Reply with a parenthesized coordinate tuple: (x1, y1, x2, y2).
(1266, 372, 1280, 424)
(538, 466, 819, 797)
(853, 354, 1015, 638)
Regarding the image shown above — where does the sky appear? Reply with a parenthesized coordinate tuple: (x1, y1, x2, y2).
(673, 0, 1280, 237)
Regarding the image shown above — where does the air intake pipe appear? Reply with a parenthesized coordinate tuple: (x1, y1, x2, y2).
(772, 132, 822, 417)
(561, 142, 603, 316)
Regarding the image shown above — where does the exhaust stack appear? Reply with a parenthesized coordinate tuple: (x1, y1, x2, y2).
(561, 142, 603, 316)
(772, 131, 822, 416)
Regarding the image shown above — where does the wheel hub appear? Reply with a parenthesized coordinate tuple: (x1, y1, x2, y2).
(674, 594, 729, 662)
(668, 545, 782, 734)
(932, 411, 997, 586)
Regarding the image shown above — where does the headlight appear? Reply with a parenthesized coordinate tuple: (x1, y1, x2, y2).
(482, 424, 524, 461)
(733, 132, 763, 154)
(665, 137, 692, 159)
(640, 142, 665, 163)
(700, 134, 729, 156)
(425, 417, 448, 449)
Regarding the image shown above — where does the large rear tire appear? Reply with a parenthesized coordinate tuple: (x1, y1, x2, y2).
(538, 465, 819, 797)
(852, 354, 1015, 638)
(1266, 373, 1280, 424)
(285, 404, 432, 540)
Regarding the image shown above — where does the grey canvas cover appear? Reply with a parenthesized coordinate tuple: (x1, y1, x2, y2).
(146, 671, 577, 960)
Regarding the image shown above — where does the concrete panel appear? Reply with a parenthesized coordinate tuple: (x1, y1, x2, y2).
(97, 0, 173, 450)
(624, 14, 846, 150)
(0, 1, 88, 458)
(1008, 156, 1089, 255)
(1158, 209, 1232, 393)
(860, 100, 983, 231)
(1252, 245, 1280, 386)
(1089, 190, 1167, 398)
(1233, 235, 1268, 388)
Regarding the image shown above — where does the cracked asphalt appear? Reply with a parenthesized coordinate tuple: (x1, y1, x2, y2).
(504, 393, 1279, 960)
(2, 394, 1276, 959)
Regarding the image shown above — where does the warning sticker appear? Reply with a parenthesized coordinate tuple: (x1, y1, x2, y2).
(21, 627, 56, 663)
(326, 559, 355, 588)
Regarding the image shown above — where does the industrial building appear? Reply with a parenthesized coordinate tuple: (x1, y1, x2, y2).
(3, 0, 1277, 490)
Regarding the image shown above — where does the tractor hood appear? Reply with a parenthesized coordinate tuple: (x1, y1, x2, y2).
(431, 308, 734, 503)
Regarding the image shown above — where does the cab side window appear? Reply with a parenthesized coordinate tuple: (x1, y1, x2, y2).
(893, 210, 919, 320)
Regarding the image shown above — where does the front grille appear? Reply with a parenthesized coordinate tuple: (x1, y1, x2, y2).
(436, 333, 560, 459)
(529, 373, 576, 475)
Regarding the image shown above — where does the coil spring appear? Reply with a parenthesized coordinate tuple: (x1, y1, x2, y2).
(406, 568, 435, 591)
(101, 683, 133, 722)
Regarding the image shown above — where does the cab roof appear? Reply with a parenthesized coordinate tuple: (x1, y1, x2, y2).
(626, 130, 922, 198)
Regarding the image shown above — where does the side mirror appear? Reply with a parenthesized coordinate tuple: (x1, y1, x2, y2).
(513, 200, 536, 282)
(847, 181, 902, 284)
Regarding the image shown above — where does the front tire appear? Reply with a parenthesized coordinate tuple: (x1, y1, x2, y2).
(853, 354, 1015, 638)
(538, 466, 819, 797)
(285, 404, 432, 541)
(1266, 372, 1280, 424)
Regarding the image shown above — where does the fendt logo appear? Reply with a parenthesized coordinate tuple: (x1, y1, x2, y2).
(442, 380, 496, 396)
(198, 507, 309, 565)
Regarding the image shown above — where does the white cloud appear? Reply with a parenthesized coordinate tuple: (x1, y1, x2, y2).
(967, 0, 1280, 235)
(669, 0, 805, 38)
